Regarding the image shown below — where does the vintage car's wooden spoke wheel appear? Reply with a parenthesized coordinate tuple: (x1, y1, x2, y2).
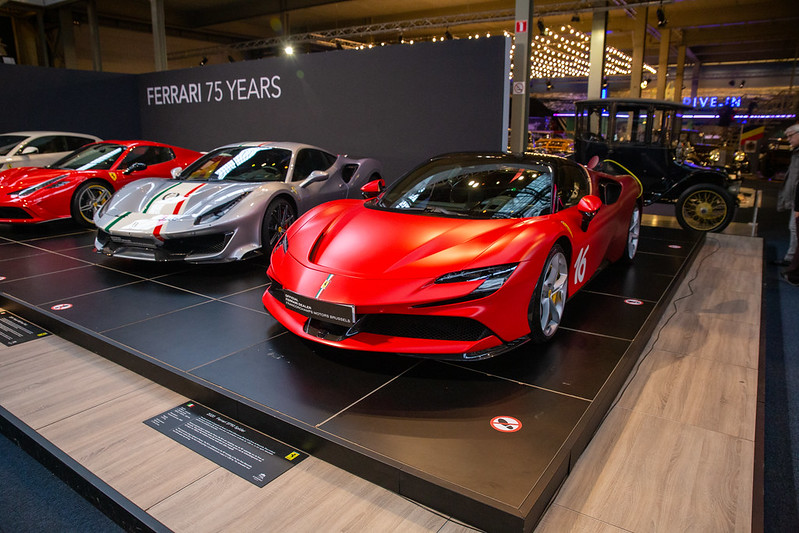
(529, 244, 568, 343)
(675, 184, 735, 232)
(262, 197, 297, 251)
(71, 181, 113, 227)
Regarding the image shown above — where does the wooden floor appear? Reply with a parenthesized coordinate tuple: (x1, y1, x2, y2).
(0, 231, 761, 533)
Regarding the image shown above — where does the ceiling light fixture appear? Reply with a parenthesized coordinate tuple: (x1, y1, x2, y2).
(656, 4, 667, 28)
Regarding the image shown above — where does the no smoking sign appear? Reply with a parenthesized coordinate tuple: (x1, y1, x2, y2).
(490, 416, 522, 433)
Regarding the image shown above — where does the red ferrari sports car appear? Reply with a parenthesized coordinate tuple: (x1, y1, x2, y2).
(0, 140, 200, 227)
(263, 152, 642, 360)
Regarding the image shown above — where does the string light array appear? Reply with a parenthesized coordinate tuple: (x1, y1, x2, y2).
(338, 23, 656, 84)
(508, 25, 656, 80)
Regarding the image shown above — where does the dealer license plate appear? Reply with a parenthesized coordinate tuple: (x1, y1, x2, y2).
(283, 290, 356, 327)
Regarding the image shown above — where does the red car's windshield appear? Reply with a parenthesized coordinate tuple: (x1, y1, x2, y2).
(49, 143, 125, 171)
(377, 158, 554, 220)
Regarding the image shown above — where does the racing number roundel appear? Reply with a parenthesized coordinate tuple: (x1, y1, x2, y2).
(491, 416, 522, 433)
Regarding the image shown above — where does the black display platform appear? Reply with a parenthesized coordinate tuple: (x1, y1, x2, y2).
(0, 220, 703, 532)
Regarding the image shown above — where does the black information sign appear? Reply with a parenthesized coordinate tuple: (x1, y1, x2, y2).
(0, 311, 49, 346)
(284, 290, 356, 326)
(145, 402, 307, 487)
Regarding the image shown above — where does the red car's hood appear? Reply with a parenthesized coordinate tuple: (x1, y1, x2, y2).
(289, 201, 549, 279)
(0, 167, 87, 193)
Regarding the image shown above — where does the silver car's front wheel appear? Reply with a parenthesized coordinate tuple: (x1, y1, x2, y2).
(528, 244, 568, 343)
(262, 197, 297, 251)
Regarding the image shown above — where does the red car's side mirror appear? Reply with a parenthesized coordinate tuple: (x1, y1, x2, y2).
(361, 178, 385, 199)
(577, 194, 602, 231)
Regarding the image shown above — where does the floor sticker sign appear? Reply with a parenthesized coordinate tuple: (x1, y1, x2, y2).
(0, 311, 49, 346)
(145, 402, 307, 487)
(490, 416, 522, 433)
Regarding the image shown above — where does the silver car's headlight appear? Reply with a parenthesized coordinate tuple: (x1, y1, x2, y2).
(195, 191, 251, 225)
(9, 174, 69, 197)
(435, 263, 518, 298)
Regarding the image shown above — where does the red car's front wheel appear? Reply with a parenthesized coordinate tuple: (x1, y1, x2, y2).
(71, 181, 113, 227)
(528, 244, 569, 343)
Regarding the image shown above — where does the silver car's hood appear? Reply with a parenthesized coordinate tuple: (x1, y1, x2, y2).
(97, 178, 259, 235)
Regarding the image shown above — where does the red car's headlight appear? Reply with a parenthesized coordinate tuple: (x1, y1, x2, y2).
(434, 263, 518, 298)
(9, 174, 69, 197)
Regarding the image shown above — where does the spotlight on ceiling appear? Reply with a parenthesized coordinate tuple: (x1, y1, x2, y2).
(641, 78, 650, 89)
(656, 7, 667, 28)
(729, 79, 736, 87)
(739, 80, 746, 88)
(199, 57, 208, 66)
(537, 19, 546, 35)
(571, 14, 580, 22)
(284, 45, 294, 55)
(546, 79, 553, 91)
(445, 29, 453, 40)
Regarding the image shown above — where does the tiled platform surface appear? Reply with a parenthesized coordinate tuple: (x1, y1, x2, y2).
(0, 218, 757, 532)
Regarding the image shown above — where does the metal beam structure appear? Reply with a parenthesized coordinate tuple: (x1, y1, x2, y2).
(87, 0, 102, 71)
(150, 0, 167, 71)
(587, 6, 608, 99)
(166, 1, 676, 61)
(510, 0, 533, 155)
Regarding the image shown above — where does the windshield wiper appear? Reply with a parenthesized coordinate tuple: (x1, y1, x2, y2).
(423, 206, 461, 216)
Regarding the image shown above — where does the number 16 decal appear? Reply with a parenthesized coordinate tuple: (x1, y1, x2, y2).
(574, 245, 589, 284)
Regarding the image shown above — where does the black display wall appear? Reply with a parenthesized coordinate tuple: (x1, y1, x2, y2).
(0, 63, 139, 141)
(0, 37, 508, 181)
(137, 37, 509, 180)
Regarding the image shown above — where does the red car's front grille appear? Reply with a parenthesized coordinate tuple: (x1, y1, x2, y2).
(0, 207, 32, 220)
(356, 314, 491, 342)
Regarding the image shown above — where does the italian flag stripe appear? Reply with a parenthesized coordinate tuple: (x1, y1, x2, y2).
(103, 212, 131, 232)
(172, 183, 206, 215)
(143, 182, 183, 213)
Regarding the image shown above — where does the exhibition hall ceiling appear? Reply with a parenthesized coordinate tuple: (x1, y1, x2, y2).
(3, 0, 799, 66)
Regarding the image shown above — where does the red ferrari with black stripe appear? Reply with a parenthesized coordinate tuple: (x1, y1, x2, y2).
(263, 152, 642, 361)
(0, 140, 200, 227)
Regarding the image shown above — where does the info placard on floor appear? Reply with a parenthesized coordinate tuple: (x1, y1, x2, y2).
(0, 311, 49, 346)
(145, 402, 306, 487)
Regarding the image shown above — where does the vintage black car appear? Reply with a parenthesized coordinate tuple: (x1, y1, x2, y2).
(573, 98, 740, 232)
(759, 137, 792, 178)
